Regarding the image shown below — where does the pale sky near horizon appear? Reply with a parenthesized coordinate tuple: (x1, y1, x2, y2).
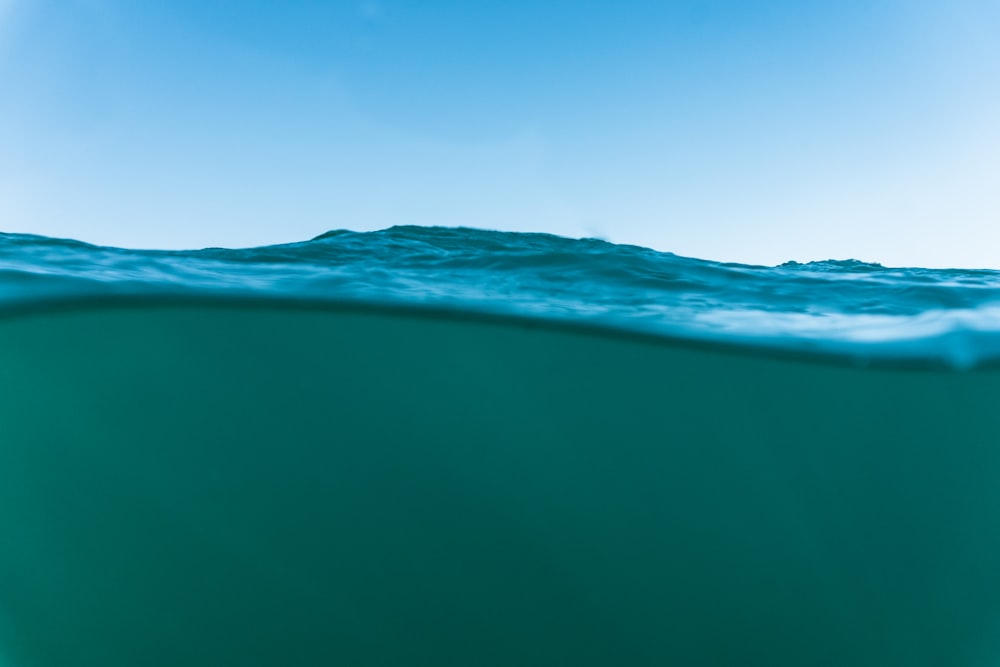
(0, 1, 998, 268)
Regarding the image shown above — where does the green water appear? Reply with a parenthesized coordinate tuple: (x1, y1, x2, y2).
(3, 302, 1000, 666)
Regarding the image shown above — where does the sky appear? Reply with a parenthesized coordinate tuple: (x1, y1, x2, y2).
(0, 0, 998, 267)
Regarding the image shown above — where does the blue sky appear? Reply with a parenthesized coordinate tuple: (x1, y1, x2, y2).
(0, 1, 997, 267)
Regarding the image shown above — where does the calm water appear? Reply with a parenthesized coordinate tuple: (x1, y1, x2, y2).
(2, 226, 1000, 666)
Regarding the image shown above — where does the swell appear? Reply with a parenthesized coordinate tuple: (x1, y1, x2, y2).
(4, 226, 1000, 369)
(2, 302, 1000, 666)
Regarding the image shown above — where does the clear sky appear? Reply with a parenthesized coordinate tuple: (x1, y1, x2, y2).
(0, 1, 997, 267)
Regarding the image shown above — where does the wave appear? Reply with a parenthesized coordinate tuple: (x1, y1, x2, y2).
(2, 227, 1000, 665)
(3, 226, 1000, 368)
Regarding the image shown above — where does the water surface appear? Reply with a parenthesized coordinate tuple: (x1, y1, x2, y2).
(2, 227, 1000, 666)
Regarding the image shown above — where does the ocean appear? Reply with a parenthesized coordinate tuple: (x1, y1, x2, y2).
(2, 226, 1000, 666)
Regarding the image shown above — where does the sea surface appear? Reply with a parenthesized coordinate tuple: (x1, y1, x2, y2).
(2, 226, 1000, 666)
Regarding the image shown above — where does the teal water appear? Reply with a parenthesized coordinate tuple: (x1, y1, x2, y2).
(2, 226, 1000, 665)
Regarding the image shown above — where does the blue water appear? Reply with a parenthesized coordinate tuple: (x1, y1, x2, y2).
(3, 226, 1000, 666)
(4, 225, 1000, 368)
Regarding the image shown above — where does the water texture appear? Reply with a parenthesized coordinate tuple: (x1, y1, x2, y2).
(4, 225, 1000, 368)
(2, 226, 1000, 666)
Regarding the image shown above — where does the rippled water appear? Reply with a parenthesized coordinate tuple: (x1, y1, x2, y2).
(4, 225, 1000, 367)
(3, 227, 1000, 667)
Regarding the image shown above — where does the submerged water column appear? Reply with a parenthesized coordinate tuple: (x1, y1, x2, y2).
(1, 303, 1000, 666)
